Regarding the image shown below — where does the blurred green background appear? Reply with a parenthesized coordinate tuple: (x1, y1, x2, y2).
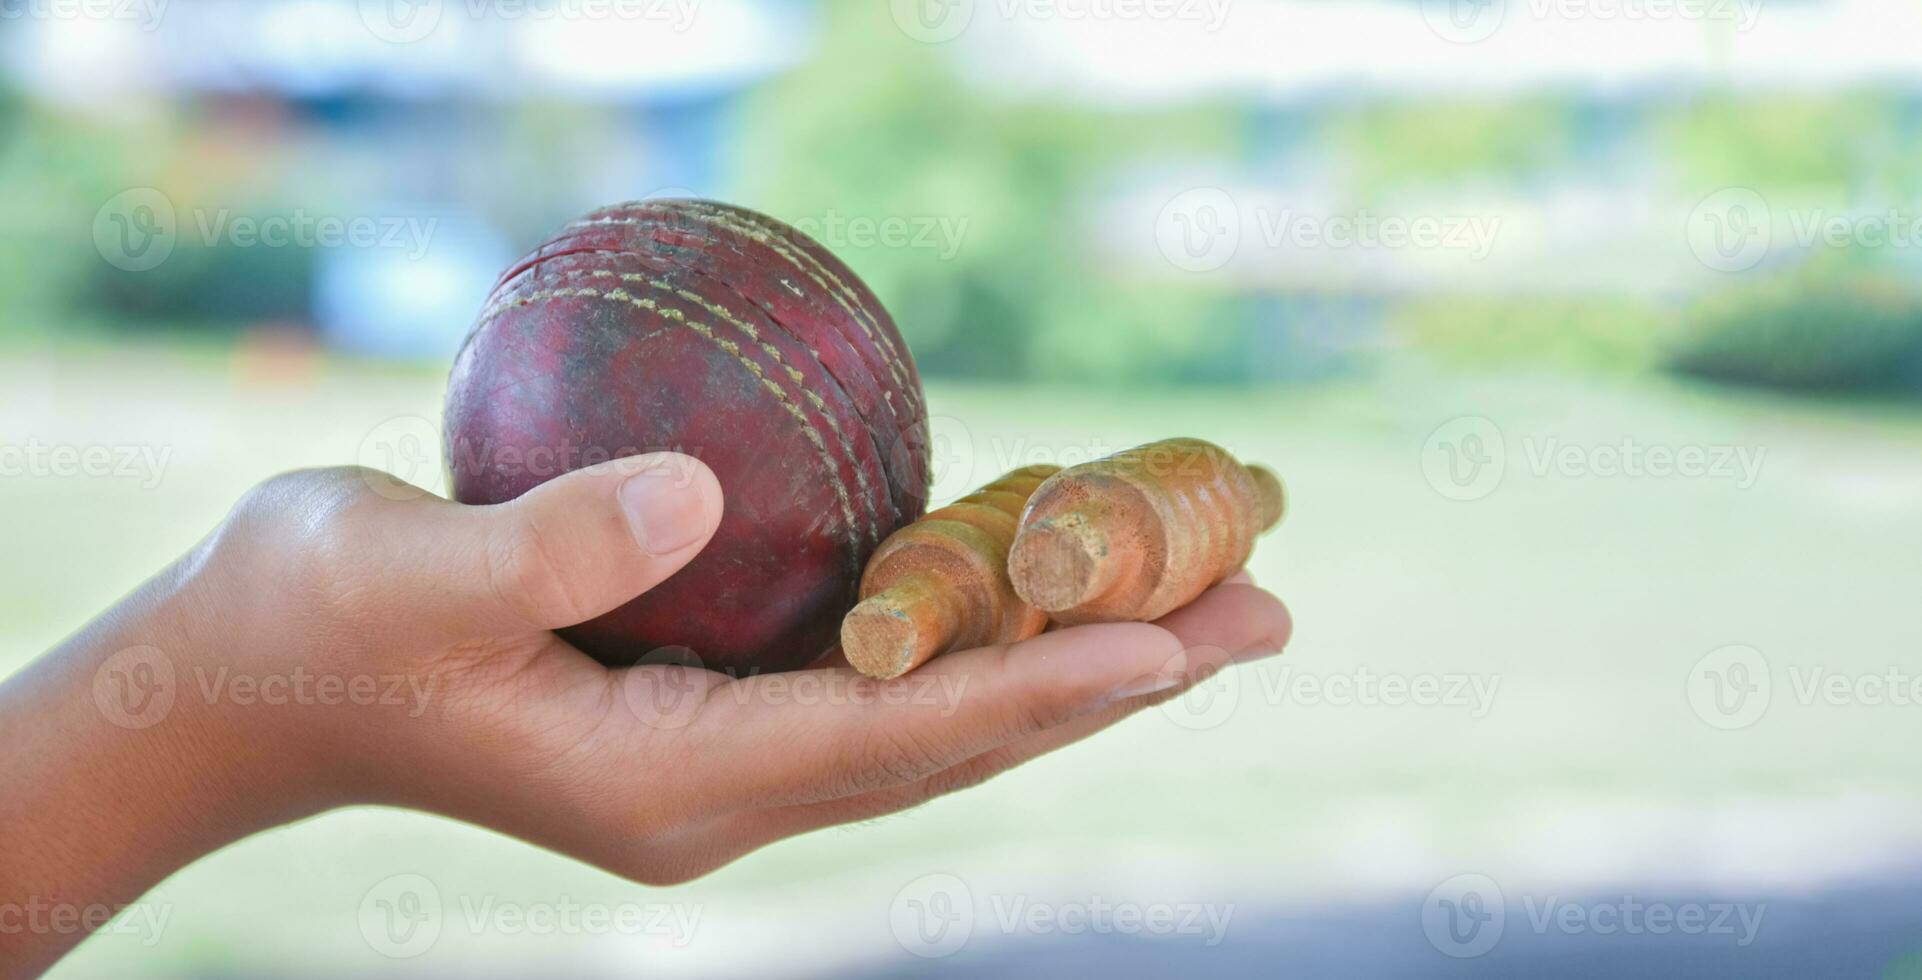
(5, 0, 1922, 976)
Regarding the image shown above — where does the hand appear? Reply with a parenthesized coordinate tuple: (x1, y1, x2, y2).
(0, 453, 1291, 973)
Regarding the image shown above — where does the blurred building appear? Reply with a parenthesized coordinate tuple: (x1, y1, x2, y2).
(3, 0, 816, 358)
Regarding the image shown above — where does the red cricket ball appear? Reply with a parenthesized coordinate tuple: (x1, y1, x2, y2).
(443, 199, 931, 673)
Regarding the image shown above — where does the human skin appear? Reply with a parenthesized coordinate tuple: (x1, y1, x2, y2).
(0, 453, 1291, 975)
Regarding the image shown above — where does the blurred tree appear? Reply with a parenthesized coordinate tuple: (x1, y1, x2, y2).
(1658, 93, 1897, 191)
(1671, 249, 1922, 394)
(735, 0, 1244, 384)
(0, 98, 154, 335)
(1393, 295, 1678, 374)
(1329, 98, 1579, 195)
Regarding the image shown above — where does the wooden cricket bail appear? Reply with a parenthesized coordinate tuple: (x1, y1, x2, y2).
(1248, 464, 1286, 530)
(1008, 468, 1159, 621)
(841, 464, 1059, 679)
(841, 570, 967, 680)
(1008, 438, 1283, 625)
(1005, 492, 1147, 614)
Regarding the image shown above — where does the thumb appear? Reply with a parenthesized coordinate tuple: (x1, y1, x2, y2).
(393, 452, 724, 636)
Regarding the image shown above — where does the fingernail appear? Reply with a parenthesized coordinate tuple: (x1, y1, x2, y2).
(1107, 671, 1186, 703)
(1230, 645, 1284, 666)
(620, 460, 712, 556)
(1107, 650, 1189, 703)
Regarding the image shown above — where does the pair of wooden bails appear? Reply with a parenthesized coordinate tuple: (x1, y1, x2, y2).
(841, 438, 1285, 679)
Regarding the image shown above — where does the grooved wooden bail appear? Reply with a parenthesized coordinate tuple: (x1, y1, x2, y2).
(840, 573, 960, 681)
(842, 464, 1061, 679)
(1002, 509, 1135, 614)
(1249, 464, 1286, 530)
(1008, 438, 1284, 625)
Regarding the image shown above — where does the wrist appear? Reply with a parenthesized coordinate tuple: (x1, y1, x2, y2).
(0, 555, 337, 961)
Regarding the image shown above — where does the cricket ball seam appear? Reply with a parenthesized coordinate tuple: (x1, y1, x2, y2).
(485, 283, 866, 567)
(571, 208, 918, 406)
(484, 264, 893, 545)
(552, 201, 930, 465)
(668, 201, 919, 383)
(480, 263, 902, 541)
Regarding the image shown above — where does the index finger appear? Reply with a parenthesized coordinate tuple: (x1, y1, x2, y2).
(683, 583, 1291, 815)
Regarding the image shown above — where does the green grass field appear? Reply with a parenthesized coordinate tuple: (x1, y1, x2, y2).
(8, 342, 1922, 976)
